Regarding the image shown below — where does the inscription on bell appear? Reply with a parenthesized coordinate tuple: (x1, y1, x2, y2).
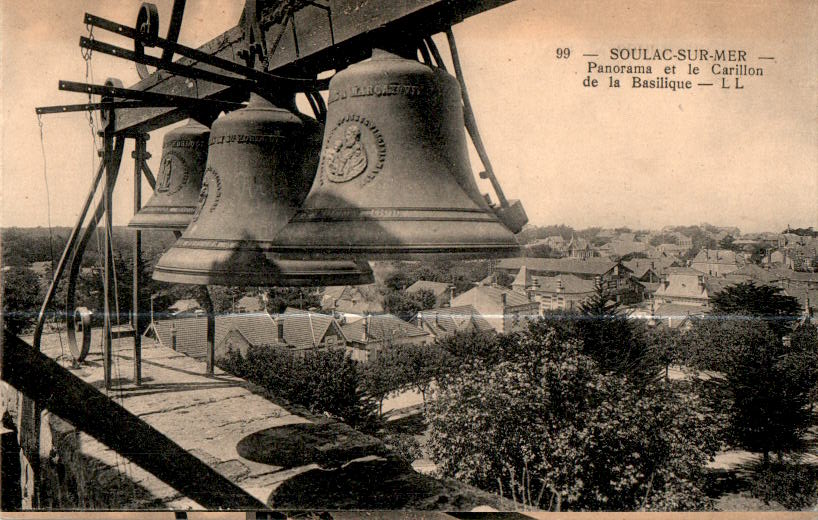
(328, 84, 423, 104)
(209, 134, 283, 146)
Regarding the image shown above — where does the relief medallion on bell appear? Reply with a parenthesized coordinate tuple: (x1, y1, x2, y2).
(320, 114, 385, 185)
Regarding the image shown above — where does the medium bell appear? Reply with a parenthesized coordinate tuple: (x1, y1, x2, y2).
(128, 119, 209, 230)
(152, 94, 373, 286)
(270, 50, 522, 260)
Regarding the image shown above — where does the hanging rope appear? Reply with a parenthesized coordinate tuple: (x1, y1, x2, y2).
(37, 114, 67, 364)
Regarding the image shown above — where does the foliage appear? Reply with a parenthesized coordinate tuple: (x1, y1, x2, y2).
(217, 345, 378, 431)
(709, 282, 800, 338)
(383, 288, 436, 321)
(749, 459, 818, 510)
(381, 433, 423, 465)
(527, 244, 559, 259)
(265, 287, 321, 314)
(434, 329, 501, 367)
(382, 260, 490, 296)
(427, 328, 720, 511)
(2, 267, 42, 335)
(683, 319, 817, 460)
(644, 326, 683, 379)
(206, 286, 247, 314)
(537, 281, 658, 384)
(493, 270, 514, 287)
(363, 342, 454, 413)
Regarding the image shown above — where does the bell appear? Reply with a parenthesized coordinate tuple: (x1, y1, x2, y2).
(270, 49, 522, 260)
(128, 119, 210, 230)
(152, 94, 374, 286)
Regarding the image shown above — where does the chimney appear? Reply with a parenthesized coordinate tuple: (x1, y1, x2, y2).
(501, 292, 508, 307)
(557, 277, 564, 293)
(277, 321, 284, 341)
(364, 314, 371, 341)
(449, 285, 455, 304)
(170, 321, 177, 351)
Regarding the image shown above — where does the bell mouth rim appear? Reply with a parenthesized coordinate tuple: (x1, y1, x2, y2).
(151, 264, 375, 287)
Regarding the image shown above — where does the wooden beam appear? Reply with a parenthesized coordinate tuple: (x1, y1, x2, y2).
(110, 0, 514, 134)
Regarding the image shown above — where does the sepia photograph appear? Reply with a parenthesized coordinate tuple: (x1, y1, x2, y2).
(1, 0, 817, 517)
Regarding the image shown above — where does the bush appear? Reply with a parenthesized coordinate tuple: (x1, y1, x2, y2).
(750, 460, 818, 510)
(217, 345, 378, 431)
(427, 328, 720, 511)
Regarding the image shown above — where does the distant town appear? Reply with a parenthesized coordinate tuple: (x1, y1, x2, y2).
(3, 222, 817, 511)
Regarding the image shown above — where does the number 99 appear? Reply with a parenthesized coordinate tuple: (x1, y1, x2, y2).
(556, 48, 570, 59)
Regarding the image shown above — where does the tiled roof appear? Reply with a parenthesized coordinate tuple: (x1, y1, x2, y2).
(406, 280, 451, 296)
(277, 307, 344, 350)
(321, 284, 383, 314)
(691, 249, 740, 265)
(414, 305, 494, 335)
(454, 285, 533, 307)
(653, 303, 706, 328)
(532, 274, 595, 295)
(511, 266, 531, 288)
(342, 313, 429, 344)
(653, 271, 708, 300)
(169, 299, 202, 313)
(497, 257, 619, 276)
(724, 264, 781, 284)
(772, 268, 818, 283)
(151, 312, 280, 359)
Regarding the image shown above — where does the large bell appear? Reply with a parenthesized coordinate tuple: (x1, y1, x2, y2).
(152, 94, 374, 286)
(129, 119, 209, 230)
(270, 49, 521, 260)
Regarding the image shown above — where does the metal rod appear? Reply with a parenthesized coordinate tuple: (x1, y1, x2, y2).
(2, 331, 269, 509)
(200, 287, 215, 376)
(132, 136, 146, 385)
(83, 13, 321, 89)
(445, 28, 509, 208)
(79, 37, 255, 91)
(103, 131, 115, 390)
(160, 0, 187, 62)
(36, 100, 226, 115)
(58, 80, 245, 108)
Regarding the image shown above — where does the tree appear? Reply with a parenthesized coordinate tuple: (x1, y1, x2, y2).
(265, 287, 321, 313)
(537, 281, 657, 384)
(207, 286, 247, 313)
(383, 288, 436, 320)
(2, 267, 42, 335)
(684, 318, 817, 463)
(427, 329, 720, 511)
(709, 282, 800, 338)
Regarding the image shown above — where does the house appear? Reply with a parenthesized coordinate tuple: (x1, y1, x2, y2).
(342, 313, 430, 362)
(276, 307, 348, 355)
(496, 257, 642, 304)
(451, 285, 539, 333)
(531, 274, 596, 312)
(566, 235, 593, 260)
(145, 312, 281, 360)
(723, 263, 782, 286)
(405, 280, 453, 307)
(412, 305, 494, 340)
(690, 249, 742, 277)
(671, 232, 693, 250)
(320, 284, 383, 315)
(145, 308, 347, 360)
(167, 298, 204, 317)
(624, 258, 677, 282)
(656, 243, 687, 257)
(653, 267, 724, 308)
(652, 303, 705, 329)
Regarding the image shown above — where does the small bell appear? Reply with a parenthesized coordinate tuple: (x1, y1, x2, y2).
(152, 94, 373, 286)
(270, 50, 522, 260)
(129, 119, 209, 230)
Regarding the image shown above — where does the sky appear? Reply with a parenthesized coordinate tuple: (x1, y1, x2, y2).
(2, 0, 817, 234)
